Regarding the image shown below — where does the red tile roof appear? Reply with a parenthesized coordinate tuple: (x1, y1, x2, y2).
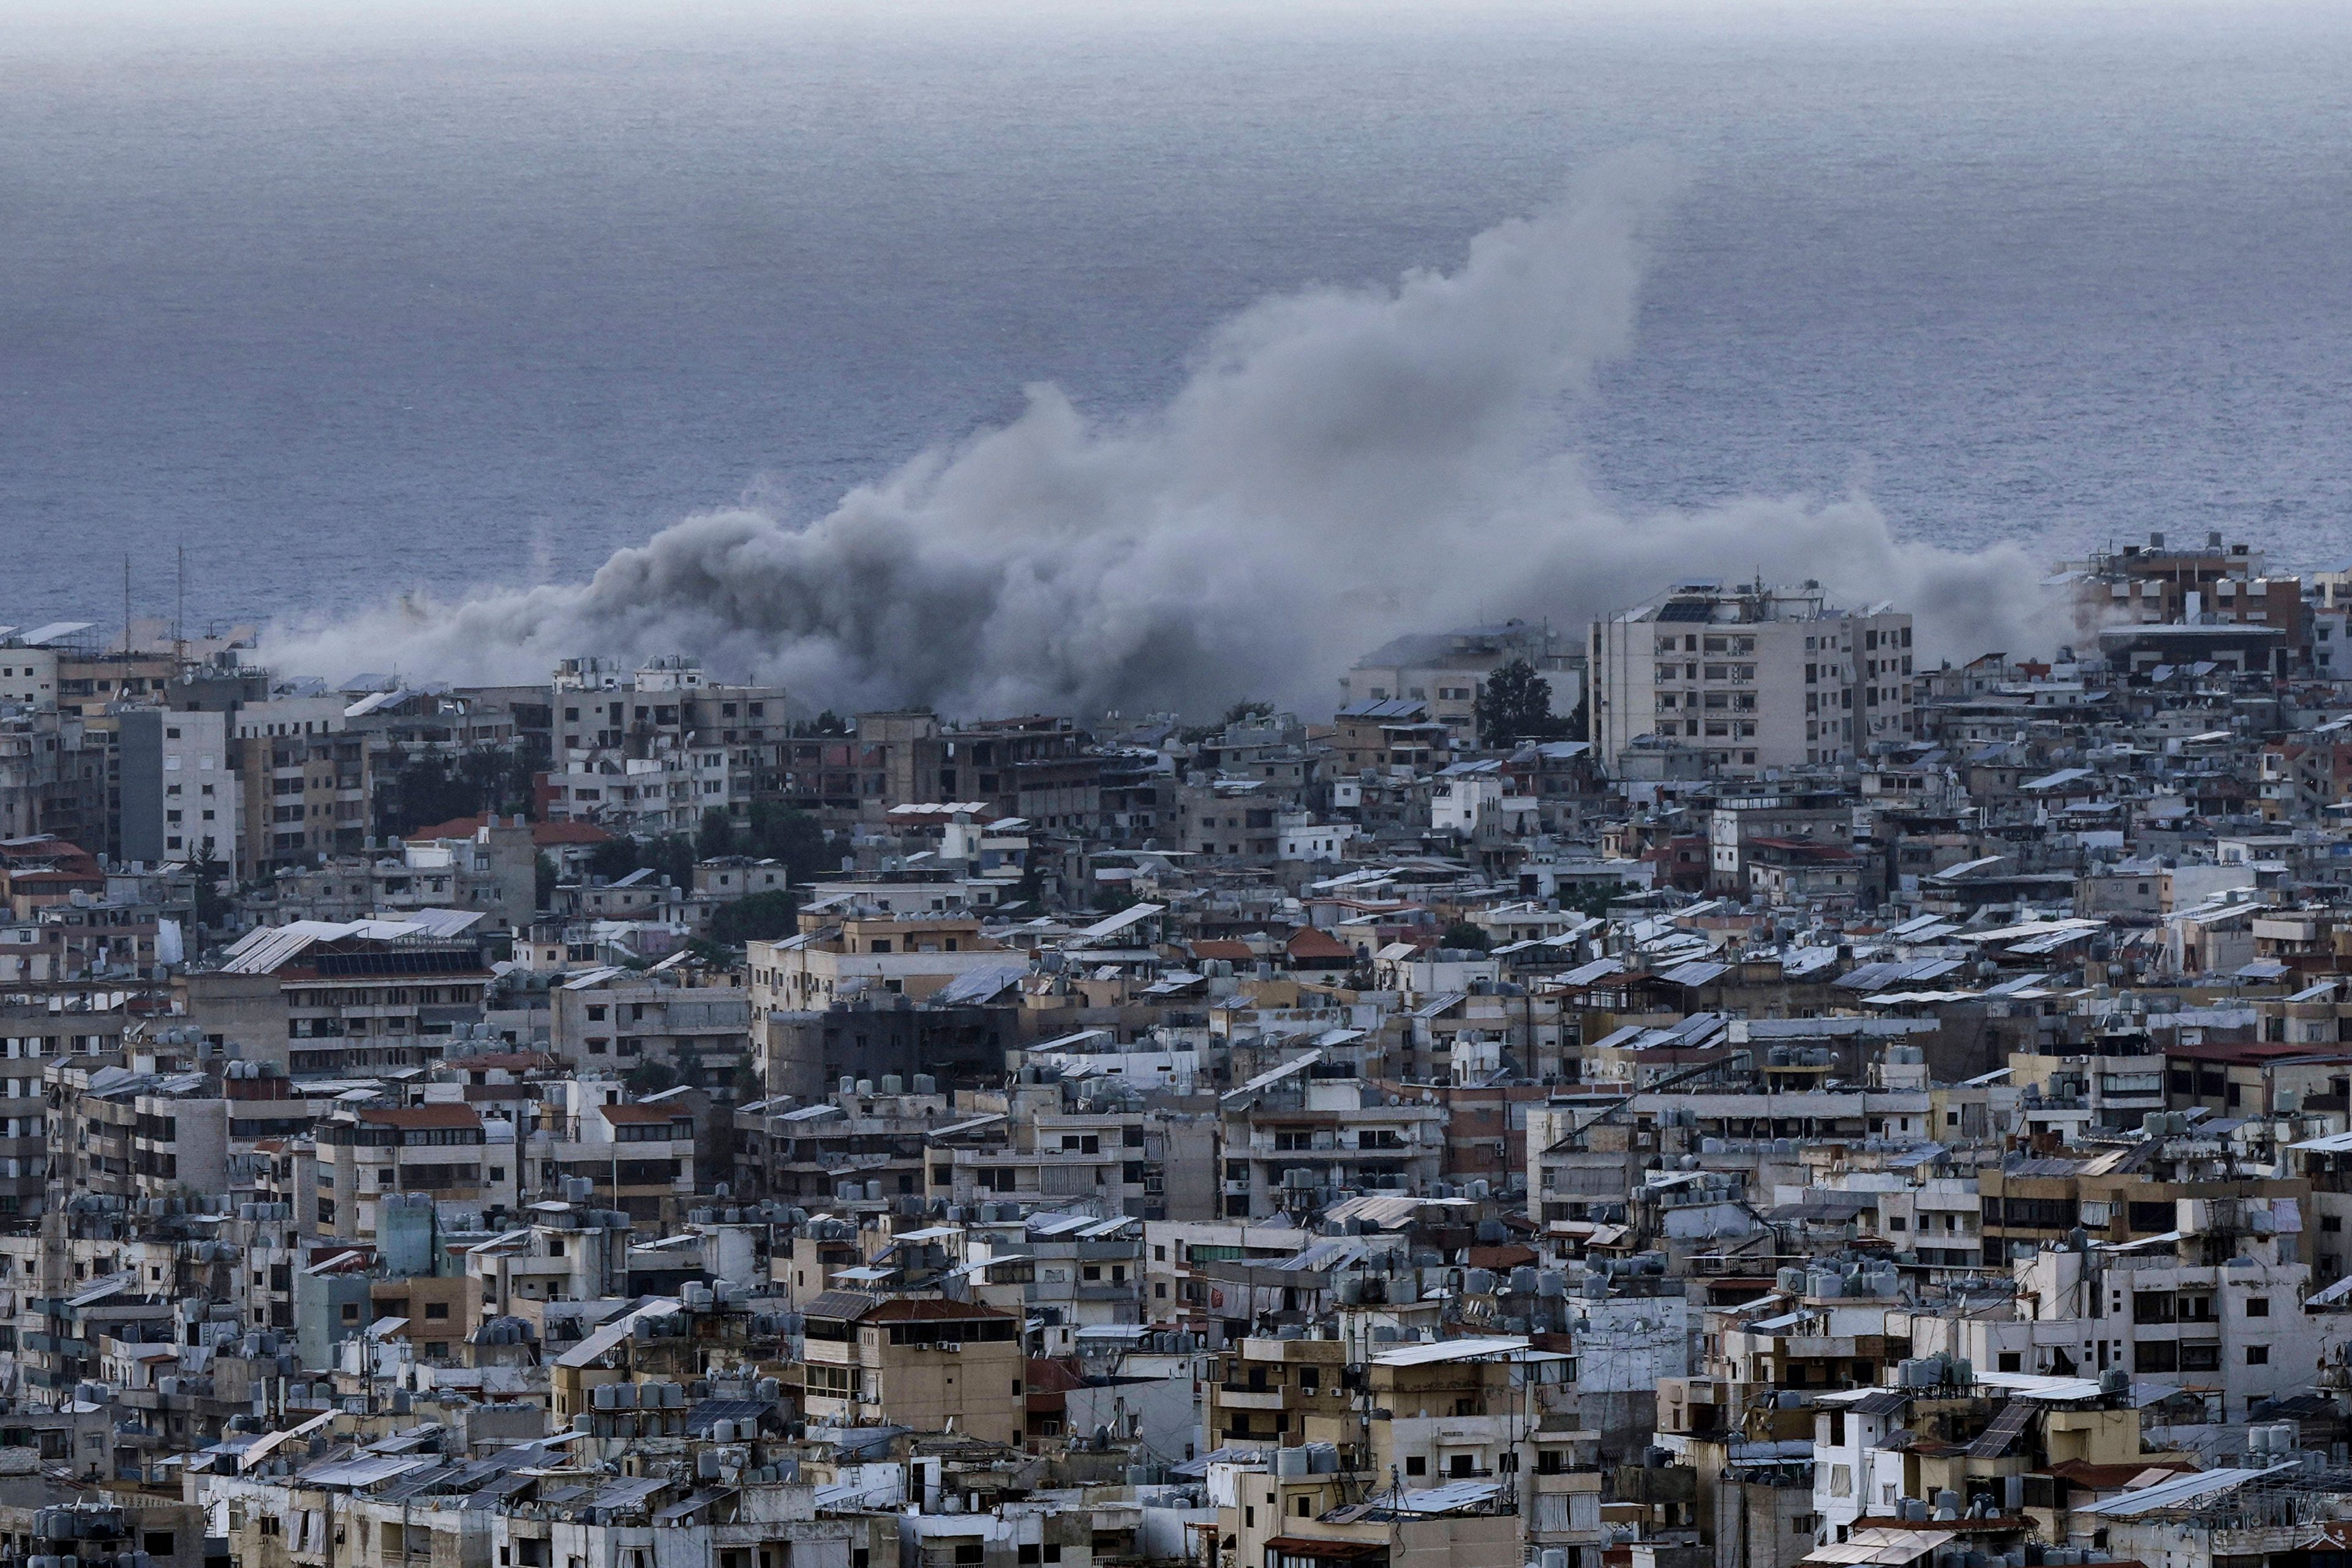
(598, 1102, 693, 1126)
(1284, 927, 1355, 962)
(863, 1298, 1016, 1324)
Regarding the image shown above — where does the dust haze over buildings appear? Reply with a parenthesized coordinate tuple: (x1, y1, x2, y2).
(9, 0, 2352, 713)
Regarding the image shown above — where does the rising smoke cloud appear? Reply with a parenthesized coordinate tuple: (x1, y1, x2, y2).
(270, 153, 2060, 717)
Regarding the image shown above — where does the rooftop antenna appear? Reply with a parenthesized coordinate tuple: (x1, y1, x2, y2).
(122, 554, 132, 655)
(174, 543, 186, 668)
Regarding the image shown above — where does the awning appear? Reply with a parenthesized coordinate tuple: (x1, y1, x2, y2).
(1264, 1540, 1384, 1561)
(1801, 1529, 1943, 1566)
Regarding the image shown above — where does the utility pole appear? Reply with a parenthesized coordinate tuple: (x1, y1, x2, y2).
(122, 556, 132, 655)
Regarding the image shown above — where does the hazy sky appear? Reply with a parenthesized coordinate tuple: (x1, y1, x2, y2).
(7, 0, 2350, 701)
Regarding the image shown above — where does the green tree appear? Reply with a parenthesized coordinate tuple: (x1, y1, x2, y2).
(187, 845, 230, 931)
(696, 807, 739, 859)
(1559, 880, 1626, 918)
(624, 1059, 680, 1095)
(710, 889, 800, 946)
(586, 837, 641, 881)
(377, 741, 543, 839)
(1439, 921, 1490, 952)
(746, 802, 835, 883)
(649, 833, 696, 890)
(1473, 658, 1567, 749)
(1223, 699, 1275, 727)
(534, 852, 558, 910)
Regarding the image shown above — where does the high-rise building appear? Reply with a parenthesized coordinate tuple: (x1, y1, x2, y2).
(1591, 580, 1914, 775)
(118, 707, 237, 865)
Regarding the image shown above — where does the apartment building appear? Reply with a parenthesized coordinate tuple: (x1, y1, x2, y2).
(1906, 1222, 2335, 1423)
(1592, 579, 1915, 774)
(524, 1079, 698, 1225)
(313, 1102, 489, 1241)
(182, 916, 492, 1076)
(795, 1289, 1023, 1444)
(541, 748, 728, 835)
(551, 655, 782, 820)
(1218, 1055, 1446, 1220)
(230, 697, 371, 878)
(732, 1082, 948, 1206)
(243, 818, 536, 933)
(748, 914, 1015, 1013)
(1339, 620, 1587, 748)
(547, 970, 753, 1088)
(0, 641, 59, 710)
(117, 707, 236, 865)
(752, 998, 1020, 1102)
(925, 1091, 1170, 1219)
(1705, 789, 1862, 897)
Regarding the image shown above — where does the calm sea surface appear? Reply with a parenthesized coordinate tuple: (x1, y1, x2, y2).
(5, 1, 2351, 635)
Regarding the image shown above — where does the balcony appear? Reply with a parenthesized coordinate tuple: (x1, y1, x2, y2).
(1216, 1387, 1290, 1411)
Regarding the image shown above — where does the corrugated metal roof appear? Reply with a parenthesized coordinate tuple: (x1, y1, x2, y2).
(2079, 1460, 2299, 1517)
(552, 1297, 682, 1368)
(1370, 1335, 1528, 1367)
(296, 1455, 435, 1489)
(1801, 1528, 1943, 1566)
(933, 964, 1028, 1005)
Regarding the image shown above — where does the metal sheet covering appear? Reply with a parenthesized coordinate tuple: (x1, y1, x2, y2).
(2078, 1460, 2301, 1517)
(1370, 1335, 1528, 1367)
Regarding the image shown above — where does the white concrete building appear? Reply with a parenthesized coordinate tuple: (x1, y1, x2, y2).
(1591, 580, 1915, 775)
(0, 644, 58, 710)
(1905, 1226, 2352, 1423)
(1339, 620, 1586, 747)
(118, 706, 236, 864)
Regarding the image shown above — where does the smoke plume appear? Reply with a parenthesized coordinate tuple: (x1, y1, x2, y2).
(269, 154, 2060, 716)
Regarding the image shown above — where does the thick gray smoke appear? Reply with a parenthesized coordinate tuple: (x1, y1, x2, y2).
(271, 155, 2060, 715)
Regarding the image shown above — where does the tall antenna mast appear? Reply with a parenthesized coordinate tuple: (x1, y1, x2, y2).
(122, 555, 132, 655)
(174, 543, 187, 667)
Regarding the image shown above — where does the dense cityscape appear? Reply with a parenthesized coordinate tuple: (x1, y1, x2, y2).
(0, 529, 2350, 1568)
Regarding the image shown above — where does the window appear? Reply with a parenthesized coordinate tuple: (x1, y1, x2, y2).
(2247, 1346, 2269, 1365)
(1404, 1457, 1427, 1477)
(2246, 1297, 2270, 1317)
